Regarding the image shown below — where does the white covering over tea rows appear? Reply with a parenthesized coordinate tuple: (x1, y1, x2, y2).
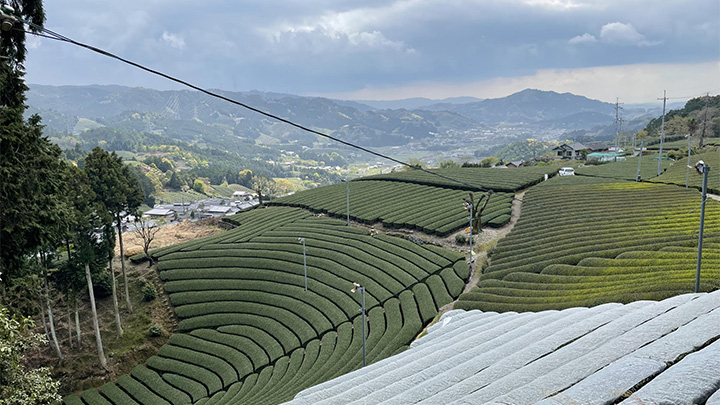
(286, 290, 720, 404)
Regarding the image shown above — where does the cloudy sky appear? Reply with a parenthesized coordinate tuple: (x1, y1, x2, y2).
(24, 0, 719, 103)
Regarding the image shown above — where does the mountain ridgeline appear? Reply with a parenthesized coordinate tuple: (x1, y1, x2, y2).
(27, 86, 636, 152)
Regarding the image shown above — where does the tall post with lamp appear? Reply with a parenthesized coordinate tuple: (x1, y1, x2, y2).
(464, 201, 473, 271)
(690, 160, 709, 293)
(298, 238, 307, 291)
(341, 179, 350, 226)
(351, 282, 366, 366)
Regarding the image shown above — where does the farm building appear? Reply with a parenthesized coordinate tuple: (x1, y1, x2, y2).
(204, 205, 235, 217)
(232, 190, 254, 199)
(552, 142, 587, 159)
(587, 152, 626, 163)
(506, 160, 525, 168)
(142, 207, 175, 219)
(553, 142, 607, 160)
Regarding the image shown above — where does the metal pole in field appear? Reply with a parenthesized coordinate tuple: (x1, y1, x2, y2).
(342, 179, 350, 226)
(636, 142, 644, 182)
(657, 90, 667, 176)
(686, 135, 692, 188)
(694, 162, 709, 293)
(351, 282, 366, 366)
(464, 201, 473, 271)
(469, 203, 473, 268)
(298, 238, 307, 291)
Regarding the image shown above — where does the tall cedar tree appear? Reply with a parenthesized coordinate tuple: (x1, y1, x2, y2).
(0, 0, 69, 286)
(64, 165, 108, 369)
(84, 147, 144, 313)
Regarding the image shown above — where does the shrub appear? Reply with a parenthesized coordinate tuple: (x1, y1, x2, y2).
(148, 324, 163, 337)
(455, 233, 468, 245)
(141, 281, 157, 302)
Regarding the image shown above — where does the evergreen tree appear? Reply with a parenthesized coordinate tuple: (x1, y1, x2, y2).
(64, 166, 108, 369)
(84, 147, 143, 313)
(0, 0, 74, 296)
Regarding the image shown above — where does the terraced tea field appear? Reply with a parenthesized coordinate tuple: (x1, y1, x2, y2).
(575, 156, 671, 181)
(269, 181, 513, 235)
(67, 207, 467, 404)
(456, 176, 720, 312)
(650, 150, 720, 194)
(356, 166, 551, 192)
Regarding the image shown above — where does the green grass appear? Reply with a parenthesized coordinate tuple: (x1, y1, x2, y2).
(454, 178, 720, 312)
(70, 208, 467, 404)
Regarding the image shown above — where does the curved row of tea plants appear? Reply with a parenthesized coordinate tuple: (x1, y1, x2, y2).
(67, 212, 467, 404)
(140, 206, 314, 261)
(356, 166, 552, 192)
(268, 181, 513, 235)
(455, 176, 720, 312)
(649, 150, 720, 194)
(575, 156, 671, 181)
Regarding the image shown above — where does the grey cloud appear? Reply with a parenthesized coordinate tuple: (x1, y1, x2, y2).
(23, 0, 719, 96)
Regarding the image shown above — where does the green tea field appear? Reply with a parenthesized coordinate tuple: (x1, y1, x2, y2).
(650, 150, 720, 194)
(455, 176, 720, 312)
(65, 207, 467, 404)
(356, 166, 552, 192)
(268, 181, 513, 235)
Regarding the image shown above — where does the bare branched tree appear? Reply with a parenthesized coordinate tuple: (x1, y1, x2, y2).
(134, 217, 161, 266)
(462, 191, 493, 233)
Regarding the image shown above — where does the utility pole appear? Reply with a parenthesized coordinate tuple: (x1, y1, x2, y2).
(686, 136, 692, 188)
(614, 98, 624, 162)
(657, 91, 668, 176)
(636, 142, 644, 182)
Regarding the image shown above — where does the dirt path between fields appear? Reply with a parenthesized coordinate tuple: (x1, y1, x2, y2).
(435, 191, 526, 314)
(463, 191, 525, 293)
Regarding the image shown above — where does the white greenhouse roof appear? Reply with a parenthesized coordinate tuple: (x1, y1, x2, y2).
(143, 208, 174, 216)
(287, 290, 720, 404)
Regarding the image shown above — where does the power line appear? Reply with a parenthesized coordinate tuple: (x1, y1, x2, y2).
(11, 21, 644, 222)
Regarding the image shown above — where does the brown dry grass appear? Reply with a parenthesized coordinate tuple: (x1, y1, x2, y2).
(116, 218, 224, 258)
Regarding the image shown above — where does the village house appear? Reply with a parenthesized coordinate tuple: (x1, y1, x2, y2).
(142, 207, 176, 220)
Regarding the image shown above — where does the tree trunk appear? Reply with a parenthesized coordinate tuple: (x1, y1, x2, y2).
(116, 215, 132, 313)
(44, 271, 63, 361)
(110, 254, 123, 338)
(39, 297, 50, 343)
(85, 263, 108, 370)
(74, 295, 81, 347)
(67, 306, 73, 350)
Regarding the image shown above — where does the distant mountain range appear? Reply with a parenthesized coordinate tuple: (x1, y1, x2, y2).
(25, 85, 657, 152)
(348, 96, 483, 111)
